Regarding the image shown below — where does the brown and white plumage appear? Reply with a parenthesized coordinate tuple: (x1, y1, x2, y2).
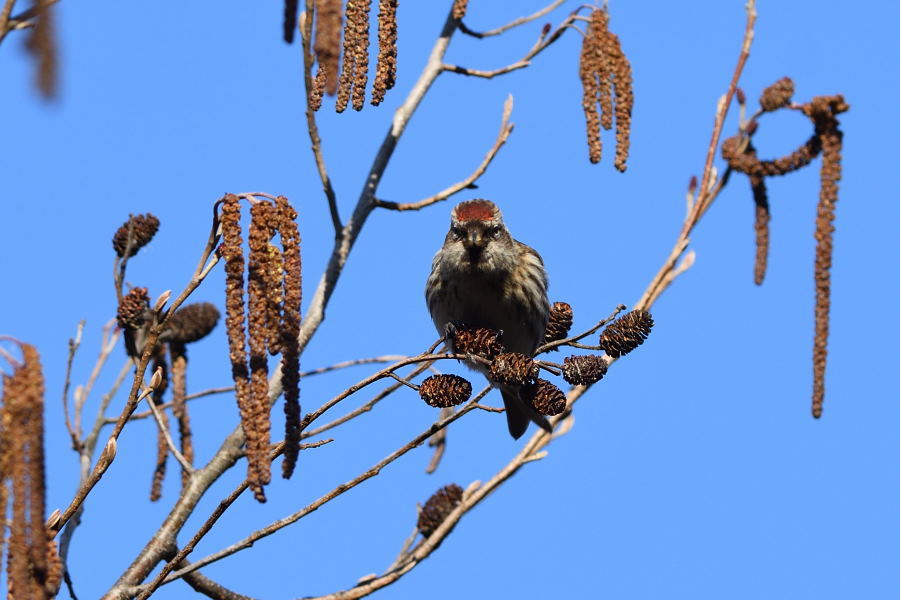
(426, 199, 551, 438)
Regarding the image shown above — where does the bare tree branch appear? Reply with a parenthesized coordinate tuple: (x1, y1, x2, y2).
(458, 0, 566, 38)
(374, 95, 515, 211)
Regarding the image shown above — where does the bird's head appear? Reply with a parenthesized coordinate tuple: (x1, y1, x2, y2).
(442, 199, 516, 274)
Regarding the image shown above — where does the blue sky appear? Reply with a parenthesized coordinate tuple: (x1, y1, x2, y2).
(1, 1, 898, 598)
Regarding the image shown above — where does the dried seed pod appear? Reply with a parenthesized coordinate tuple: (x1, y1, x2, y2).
(759, 76, 795, 112)
(543, 302, 573, 345)
(116, 287, 150, 330)
(163, 302, 220, 344)
(599, 310, 653, 358)
(112, 213, 160, 258)
(489, 353, 539, 386)
(562, 355, 608, 386)
(417, 483, 464, 537)
(419, 375, 472, 408)
(452, 327, 504, 360)
(523, 378, 566, 416)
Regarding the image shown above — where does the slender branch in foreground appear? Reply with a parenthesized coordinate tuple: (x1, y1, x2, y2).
(636, 0, 757, 312)
(147, 390, 490, 591)
(458, 0, 566, 38)
(133, 438, 335, 599)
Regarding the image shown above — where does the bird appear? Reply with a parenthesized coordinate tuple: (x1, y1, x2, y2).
(425, 199, 552, 439)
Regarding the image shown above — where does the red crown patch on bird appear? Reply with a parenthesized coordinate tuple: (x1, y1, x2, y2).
(452, 199, 499, 223)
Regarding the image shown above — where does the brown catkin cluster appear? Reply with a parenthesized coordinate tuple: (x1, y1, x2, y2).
(276, 196, 303, 479)
(419, 375, 472, 408)
(1, 344, 57, 599)
(371, 0, 398, 106)
(599, 310, 653, 358)
(219, 195, 304, 498)
(452, 327, 504, 360)
(802, 95, 848, 418)
(163, 302, 220, 344)
(417, 484, 464, 537)
(24, 0, 57, 99)
(523, 378, 566, 416)
(283, 0, 300, 43)
(579, 8, 633, 171)
(336, 0, 372, 112)
(489, 352, 539, 386)
(112, 213, 160, 258)
(720, 83, 848, 417)
(561, 355, 608, 386)
(543, 302, 573, 345)
(314, 0, 343, 96)
(759, 76, 795, 112)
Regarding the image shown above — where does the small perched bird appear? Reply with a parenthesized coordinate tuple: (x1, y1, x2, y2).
(426, 199, 551, 439)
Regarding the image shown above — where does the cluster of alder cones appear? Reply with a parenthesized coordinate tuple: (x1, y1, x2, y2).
(417, 302, 654, 418)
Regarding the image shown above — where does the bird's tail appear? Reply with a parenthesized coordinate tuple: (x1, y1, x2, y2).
(500, 384, 552, 440)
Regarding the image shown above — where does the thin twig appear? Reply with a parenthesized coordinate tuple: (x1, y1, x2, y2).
(458, 0, 566, 38)
(54, 203, 222, 540)
(636, 0, 757, 312)
(536, 304, 626, 354)
(61, 320, 85, 450)
(301, 359, 436, 439)
(375, 95, 514, 212)
(300, 1, 341, 234)
(442, 61, 530, 78)
(150, 391, 490, 590)
(144, 385, 196, 474)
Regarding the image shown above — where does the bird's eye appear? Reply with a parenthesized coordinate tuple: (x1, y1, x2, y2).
(450, 226, 464, 240)
(488, 226, 502, 239)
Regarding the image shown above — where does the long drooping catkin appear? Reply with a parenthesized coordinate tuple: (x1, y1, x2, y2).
(2, 344, 55, 598)
(246, 202, 278, 500)
(371, 0, 398, 106)
(314, 0, 343, 96)
(803, 95, 847, 419)
(276, 197, 302, 479)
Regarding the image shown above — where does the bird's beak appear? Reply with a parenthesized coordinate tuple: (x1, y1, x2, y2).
(463, 230, 484, 263)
